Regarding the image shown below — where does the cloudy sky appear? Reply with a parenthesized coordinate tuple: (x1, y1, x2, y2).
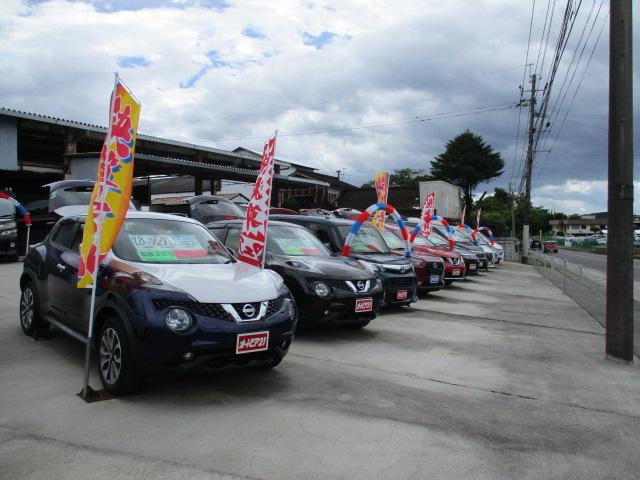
(0, 0, 638, 213)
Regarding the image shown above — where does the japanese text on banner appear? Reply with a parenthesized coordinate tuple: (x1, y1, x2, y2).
(371, 171, 389, 231)
(237, 135, 277, 267)
(77, 82, 140, 288)
(420, 191, 436, 237)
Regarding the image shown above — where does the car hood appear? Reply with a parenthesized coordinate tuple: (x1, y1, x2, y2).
(121, 260, 281, 303)
(270, 254, 374, 279)
(391, 248, 441, 264)
(415, 245, 460, 259)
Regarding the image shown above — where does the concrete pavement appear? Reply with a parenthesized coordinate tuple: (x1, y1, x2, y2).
(1, 260, 639, 479)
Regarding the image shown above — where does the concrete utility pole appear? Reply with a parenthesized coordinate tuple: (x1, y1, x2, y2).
(521, 73, 537, 264)
(606, 0, 634, 361)
(509, 182, 516, 238)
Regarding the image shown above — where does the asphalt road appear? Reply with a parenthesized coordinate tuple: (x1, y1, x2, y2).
(1, 260, 640, 479)
(555, 248, 640, 279)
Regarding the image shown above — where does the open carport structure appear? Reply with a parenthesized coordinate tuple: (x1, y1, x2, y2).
(0, 107, 331, 207)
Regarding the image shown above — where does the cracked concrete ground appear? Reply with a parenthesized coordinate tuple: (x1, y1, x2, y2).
(0, 261, 638, 479)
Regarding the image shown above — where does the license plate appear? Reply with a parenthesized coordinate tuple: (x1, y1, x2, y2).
(355, 297, 373, 313)
(452, 269, 460, 276)
(430, 275, 440, 284)
(397, 290, 408, 300)
(469, 264, 477, 270)
(236, 331, 269, 354)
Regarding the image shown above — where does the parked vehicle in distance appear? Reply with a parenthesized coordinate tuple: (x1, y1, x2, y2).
(403, 226, 467, 285)
(19, 211, 297, 395)
(0, 197, 18, 261)
(269, 207, 299, 215)
(456, 227, 496, 268)
(332, 208, 362, 220)
(530, 239, 542, 250)
(544, 240, 559, 253)
(299, 208, 335, 218)
(379, 225, 445, 293)
(271, 215, 417, 307)
(428, 224, 482, 274)
(470, 229, 502, 265)
(209, 220, 384, 328)
(184, 195, 245, 224)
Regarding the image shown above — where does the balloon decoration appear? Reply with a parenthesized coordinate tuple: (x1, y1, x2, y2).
(342, 202, 411, 258)
(0, 192, 31, 256)
(472, 226, 494, 246)
(409, 214, 455, 249)
(0, 192, 31, 225)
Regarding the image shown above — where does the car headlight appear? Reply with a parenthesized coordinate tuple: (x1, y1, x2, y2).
(286, 298, 297, 320)
(165, 308, 193, 332)
(312, 281, 330, 297)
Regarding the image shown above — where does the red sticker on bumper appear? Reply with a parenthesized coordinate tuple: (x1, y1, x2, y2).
(355, 297, 373, 313)
(396, 290, 408, 300)
(236, 331, 269, 354)
(452, 269, 460, 276)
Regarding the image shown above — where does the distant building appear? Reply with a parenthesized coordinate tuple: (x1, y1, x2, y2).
(337, 185, 421, 217)
(549, 212, 640, 235)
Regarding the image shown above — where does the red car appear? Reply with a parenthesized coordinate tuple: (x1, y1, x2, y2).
(384, 224, 466, 286)
(380, 225, 445, 292)
(544, 240, 559, 253)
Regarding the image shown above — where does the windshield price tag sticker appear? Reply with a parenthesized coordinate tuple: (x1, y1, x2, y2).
(397, 290, 408, 300)
(273, 237, 321, 256)
(129, 234, 207, 261)
(236, 331, 269, 354)
(355, 297, 373, 313)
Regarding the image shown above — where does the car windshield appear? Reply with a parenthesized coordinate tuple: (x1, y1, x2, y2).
(453, 229, 475, 245)
(50, 185, 136, 212)
(190, 199, 244, 223)
(337, 225, 391, 254)
(267, 225, 330, 256)
(0, 199, 14, 217)
(415, 231, 448, 248)
(113, 218, 234, 264)
(474, 231, 492, 245)
(381, 230, 406, 250)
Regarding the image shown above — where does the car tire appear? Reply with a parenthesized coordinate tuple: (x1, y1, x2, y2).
(445, 280, 453, 286)
(256, 351, 284, 370)
(19, 282, 49, 337)
(97, 317, 140, 395)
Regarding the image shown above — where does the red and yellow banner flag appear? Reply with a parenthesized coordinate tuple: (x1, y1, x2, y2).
(77, 80, 141, 288)
(237, 134, 277, 267)
(371, 171, 389, 231)
(419, 191, 436, 237)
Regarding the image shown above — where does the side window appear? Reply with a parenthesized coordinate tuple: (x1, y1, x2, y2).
(304, 223, 336, 251)
(224, 228, 241, 251)
(70, 223, 85, 254)
(208, 227, 227, 243)
(51, 222, 77, 250)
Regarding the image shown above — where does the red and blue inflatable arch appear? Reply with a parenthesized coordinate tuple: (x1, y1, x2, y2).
(0, 193, 30, 226)
(341, 203, 411, 257)
(409, 214, 455, 249)
(472, 226, 494, 246)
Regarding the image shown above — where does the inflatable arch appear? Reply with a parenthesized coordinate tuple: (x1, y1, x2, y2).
(472, 226, 494, 246)
(409, 215, 455, 249)
(342, 203, 411, 258)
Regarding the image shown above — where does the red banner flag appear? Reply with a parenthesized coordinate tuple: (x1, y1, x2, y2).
(371, 171, 389, 231)
(237, 134, 277, 267)
(420, 191, 436, 237)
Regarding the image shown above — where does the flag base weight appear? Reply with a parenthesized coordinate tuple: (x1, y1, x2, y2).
(77, 386, 112, 403)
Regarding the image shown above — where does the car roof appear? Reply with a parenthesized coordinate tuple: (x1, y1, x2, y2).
(44, 179, 95, 191)
(184, 195, 236, 205)
(61, 209, 204, 225)
(207, 219, 305, 228)
(270, 214, 354, 226)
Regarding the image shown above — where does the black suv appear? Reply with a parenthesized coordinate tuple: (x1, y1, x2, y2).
(209, 220, 384, 328)
(270, 215, 417, 307)
(0, 197, 18, 261)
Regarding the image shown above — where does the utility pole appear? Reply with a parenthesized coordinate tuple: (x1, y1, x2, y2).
(509, 182, 516, 239)
(521, 73, 537, 264)
(606, 1, 633, 361)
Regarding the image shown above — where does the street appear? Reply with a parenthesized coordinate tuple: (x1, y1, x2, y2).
(555, 248, 640, 280)
(1, 260, 639, 479)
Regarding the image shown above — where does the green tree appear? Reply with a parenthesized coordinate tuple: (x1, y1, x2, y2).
(430, 130, 504, 216)
(361, 168, 431, 188)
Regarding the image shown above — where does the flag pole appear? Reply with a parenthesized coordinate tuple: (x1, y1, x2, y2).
(261, 130, 277, 270)
(81, 72, 118, 399)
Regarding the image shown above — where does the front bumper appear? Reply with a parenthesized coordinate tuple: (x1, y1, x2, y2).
(0, 236, 18, 256)
(444, 263, 466, 281)
(381, 272, 418, 306)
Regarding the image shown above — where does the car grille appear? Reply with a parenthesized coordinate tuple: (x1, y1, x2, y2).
(385, 276, 416, 289)
(152, 299, 233, 321)
(309, 278, 378, 292)
(425, 262, 444, 274)
(152, 295, 288, 322)
(476, 252, 486, 260)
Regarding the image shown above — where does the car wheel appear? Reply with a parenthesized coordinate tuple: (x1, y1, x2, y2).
(97, 317, 140, 395)
(347, 319, 371, 329)
(256, 351, 284, 370)
(19, 283, 48, 337)
(445, 280, 453, 286)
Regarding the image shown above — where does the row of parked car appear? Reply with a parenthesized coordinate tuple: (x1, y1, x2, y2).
(16, 183, 504, 395)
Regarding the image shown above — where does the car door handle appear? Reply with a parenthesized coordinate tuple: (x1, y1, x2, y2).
(56, 263, 66, 272)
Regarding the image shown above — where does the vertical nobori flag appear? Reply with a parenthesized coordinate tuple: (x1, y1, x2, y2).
(476, 208, 482, 229)
(77, 80, 141, 288)
(419, 191, 436, 237)
(459, 203, 466, 230)
(371, 171, 389, 231)
(237, 134, 277, 267)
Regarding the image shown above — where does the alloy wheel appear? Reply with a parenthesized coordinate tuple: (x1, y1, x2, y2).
(20, 288, 34, 330)
(99, 328, 122, 385)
